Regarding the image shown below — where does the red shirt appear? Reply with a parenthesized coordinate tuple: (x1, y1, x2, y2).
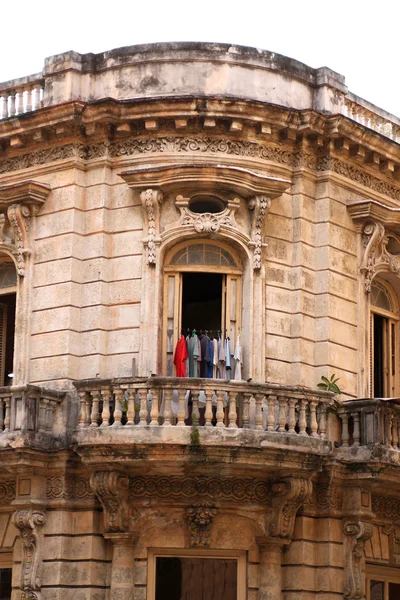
(173, 335, 188, 377)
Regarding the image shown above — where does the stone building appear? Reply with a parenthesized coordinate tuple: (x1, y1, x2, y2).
(0, 42, 398, 599)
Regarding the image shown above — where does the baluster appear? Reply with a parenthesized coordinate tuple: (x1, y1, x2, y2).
(0, 94, 7, 119)
(266, 395, 275, 431)
(192, 389, 200, 425)
(78, 391, 88, 428)
(310, 399, 319, 438)
(176, 388, 186, 426)
(254, 393, 263, 430)
(112, 389, 123, 426)
(101, 389, 111, 426)
(277, 395, 287, 432)
(392, 416, 398, 450)
(3, 396, 10, 432)
(387, 411, 393, 447)
(9, 92, 16, 117)
(204, 388, 213, 427)
(298, 399, 307, 436)
(397, 419, 400, 449)
(215, 390, 224, 428)
(163, 389, 172, 426)
(352, 411, 360, 447)
(149, 388, 160, 426)
(340, 413, 349, 447)
(242, 392, 251, 429)
(17, 91, 24, 115)
(228, 392, 238, 429)
(0, 399, 4, 431)
(25, 86, 32, 113)
(46, 400, 55, 431)
(90, 390, 100, 427)
(287, 397, 297, 434)
(319, 402, 327, 439)
(126, 389, 136, 425)
(33, 84, 41, 110)
(138, 388, 148, 425)
(38, 398, 47, 431)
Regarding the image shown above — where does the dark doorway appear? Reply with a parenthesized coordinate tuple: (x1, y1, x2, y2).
(155, 557, 237, 600)
(0, 293, 16, 386)
(181, 273, 223, 333)
(0, 568, 11, 600)
(373, 313, 385, 397)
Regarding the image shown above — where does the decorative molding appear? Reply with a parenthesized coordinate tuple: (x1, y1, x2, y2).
(305, 483, 343, 512)
(46, 476, 94, 500)
(361, 222, 400, 292)
(129, 476, 270, 503)
(90, 471, 130, 533)
(372, 494, 400, 521)
(0, 181, 50, 276)
(248, 195, 272, 269)
(0, 480, 16, 504)
(12, 509, 47, 600)
(139, 189, 163, 265)
(187, 504, 217, 547)
(382, 524, 400, 565)
(343, 520, 374, 599)
(268, 477, 313, 539)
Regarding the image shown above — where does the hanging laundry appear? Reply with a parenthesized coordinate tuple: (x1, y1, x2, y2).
(199, 333, 210, 377)
(187, 333, 199, 378)
(225, 338, 231, 371)
(218, 336, 226, 379)
(197, 337, 202, 377)
(173, 335, 188, 377)
(207, 336, 213, 378)
(212, 338, 218, 379)
(233, 334, 242, 381)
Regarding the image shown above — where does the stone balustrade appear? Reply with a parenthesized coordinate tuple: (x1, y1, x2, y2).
(0, 385, 64, 435)
(0, 77, 44, 120)
(73, 377, 333, 439)
(338, 397, 400, 449)
(343, 95, 400, 142)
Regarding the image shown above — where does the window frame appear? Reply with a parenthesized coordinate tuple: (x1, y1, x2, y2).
(367, 564, 400, 600)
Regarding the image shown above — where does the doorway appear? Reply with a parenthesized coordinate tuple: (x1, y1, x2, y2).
(181, 273, 223, 334)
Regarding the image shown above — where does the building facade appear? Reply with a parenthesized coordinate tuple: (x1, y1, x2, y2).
(0, 42, 399, 599)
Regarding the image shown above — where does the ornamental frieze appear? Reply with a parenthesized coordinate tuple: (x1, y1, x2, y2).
(46, 476, 94, 500)
(0, 480, 16, 504)
(372, 494, 400, 521)
(1, 136, 399, 201)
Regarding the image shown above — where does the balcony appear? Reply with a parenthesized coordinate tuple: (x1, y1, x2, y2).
(72, 377, 334, 475)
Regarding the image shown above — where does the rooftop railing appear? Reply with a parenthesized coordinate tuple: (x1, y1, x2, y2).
(338, 397, 400, 449)
(0, 385, 64, 435)
(0, 76, 44, 120)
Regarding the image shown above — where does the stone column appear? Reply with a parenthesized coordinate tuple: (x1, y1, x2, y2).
(105, 533, 137, 600)
(257, 536, 288, 600)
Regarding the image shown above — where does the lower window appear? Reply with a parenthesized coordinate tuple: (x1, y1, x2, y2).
(0, 568, 11, 600)
(367, 568, 400, 600)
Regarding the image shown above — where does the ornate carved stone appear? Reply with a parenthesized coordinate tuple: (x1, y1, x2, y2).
(343, 520, 374, 599)
(382, 524, 400, 564)
(268, 477, 313, 539)
(12, 509, 47, 600)
(0, 181, 50, 276)
(176, 195, 239, 234)
(360, 222, 390, 292)
(187, 504, 217, 547)
(46, 476, 94, 500)
(90, 471, 130, 532)
(372, 494, 400, 521)
(248, 195, 272, 269)
(140, 189, 163, 265)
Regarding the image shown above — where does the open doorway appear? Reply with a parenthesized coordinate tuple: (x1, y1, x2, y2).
(181, 273, 223, 334)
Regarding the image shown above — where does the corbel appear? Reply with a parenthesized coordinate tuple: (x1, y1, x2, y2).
(187, 504, 217, 547)
(139, 188, 163, 265)
(12, 508, 47, 600)
(267, 476, 313, 540)
(90, 471, 130, 533)
(343, 520, 374, 599)
(0, 181, 50, 276)
(248, 195, 272, 270)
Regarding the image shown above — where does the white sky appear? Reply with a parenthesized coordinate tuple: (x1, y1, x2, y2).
(1, 0, 399, 118)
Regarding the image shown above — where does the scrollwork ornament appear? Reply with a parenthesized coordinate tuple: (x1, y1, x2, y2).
(179, 207, 234, 234)
(343, 520, 374, 599)
(268, 477, 313, 539)
(12, 509, 47, 600)
(248, 195, 272, 270)
(360, 221, 400, 292)
(140, 189, 163, 265)
(187, 504, 217, 547)
(90, 471, 130, 532)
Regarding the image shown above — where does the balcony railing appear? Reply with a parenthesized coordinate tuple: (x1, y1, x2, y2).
(0, 76, 44, 120)
(0, 385, 64, 436)
(337, 398, 400, 449)
(73, 377, 333, 439)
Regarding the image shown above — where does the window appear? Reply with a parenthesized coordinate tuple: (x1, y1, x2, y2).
(367, 567, 400, 600)
(0, 568, 11, 600)
(370, 280, 399, 398)
(0, 260, 16, 387)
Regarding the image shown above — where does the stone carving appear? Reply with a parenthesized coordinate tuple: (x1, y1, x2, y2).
(305, 483, 343, 511)
(187, 505, 217, 547)
(372, 494, 400, 521)
(175, 195, 239, 235)
(129, 476, 270, 503)
(268, 477, 313, 538)
(12, 509, 47, 600)
(360, 222, 400, 292)
(140, 189, 163, 265)
(343, 520, 374, 599)
(248, 195, 272, 269)
(46, 476, 94, 499)
(382, 525, 400, 564)
(90, 471, 130, 532)
(0, 480, 16, 504)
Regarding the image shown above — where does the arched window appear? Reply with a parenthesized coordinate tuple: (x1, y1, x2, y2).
(163, 241, 242, 376)
(370, 280, 398, 397)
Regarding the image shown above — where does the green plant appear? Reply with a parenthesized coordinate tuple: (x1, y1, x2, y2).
(190, 413, 200, 447)
(317, 374, 341, 395)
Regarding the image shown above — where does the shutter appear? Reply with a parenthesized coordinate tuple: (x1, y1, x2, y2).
(0, 304, 7, 386)
(224, 274, 242, 355)
(370, 313, 373, 397)
(163, 273, 181, 376)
